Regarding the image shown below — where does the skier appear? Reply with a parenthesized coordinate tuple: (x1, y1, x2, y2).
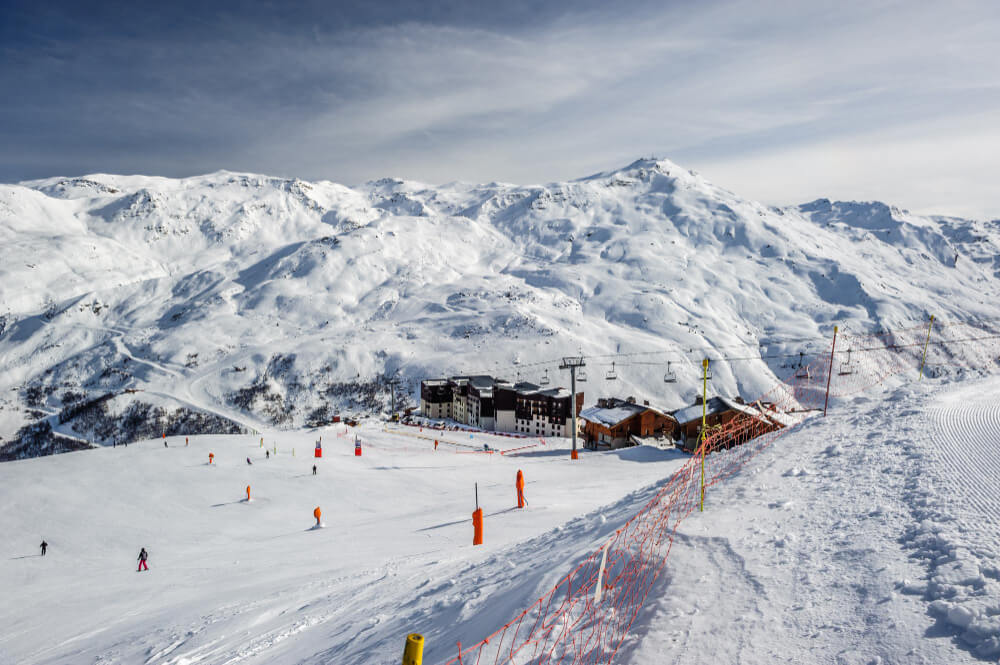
(185, 437, 189, 447)
(164, 440, 168, 448)
(266, 450, 270, 460)
(40, 540, 47, 556)
(137, 547, 149, 572)
(246, 457, 252, 465)
(312, 464, 317, 475)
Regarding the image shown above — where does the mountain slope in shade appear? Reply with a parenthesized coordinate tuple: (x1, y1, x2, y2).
(1, 158, 999, 456)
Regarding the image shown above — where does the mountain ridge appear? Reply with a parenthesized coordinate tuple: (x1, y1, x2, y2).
(2, 157, 999, 458)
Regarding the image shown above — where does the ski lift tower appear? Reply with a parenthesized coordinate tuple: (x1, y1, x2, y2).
(559, 356, 586, 460)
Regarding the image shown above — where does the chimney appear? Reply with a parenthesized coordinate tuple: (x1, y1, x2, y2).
(643, 400, 650, 406)
(626, 396, 636, 404)
(694, 395, 704, 405)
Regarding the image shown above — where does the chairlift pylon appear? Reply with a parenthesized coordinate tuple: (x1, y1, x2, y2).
(606, 362, 618, 381)
(664, 361, 677, 383)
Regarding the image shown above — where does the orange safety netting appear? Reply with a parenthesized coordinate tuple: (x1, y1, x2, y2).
(439, 319, 1000, 665)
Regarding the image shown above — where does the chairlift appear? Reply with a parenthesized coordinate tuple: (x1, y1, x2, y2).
(577, 369, 588, 382)
(838, 349, 855, 376)
(663, 361, 677, 383)
(540, 369, 550, 386)
(794, 351, 811, 379)
(606, 362, 618, 381)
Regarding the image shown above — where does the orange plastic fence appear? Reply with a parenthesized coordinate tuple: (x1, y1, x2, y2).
(439, 319, 1000, 665)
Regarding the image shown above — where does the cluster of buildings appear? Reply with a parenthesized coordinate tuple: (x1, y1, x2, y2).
(419, 376, 584, 438)
(420, 375, 789, 451)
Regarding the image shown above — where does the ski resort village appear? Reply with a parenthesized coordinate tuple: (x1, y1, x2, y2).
(3, 3, 1000, 664)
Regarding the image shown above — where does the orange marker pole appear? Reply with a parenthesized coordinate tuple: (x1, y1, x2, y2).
(472, 483, 483, 546)
(516, 470, 525, 509)
(313, 506, 322, 527)
(246, 485, 251, 501)
(209, 453, 214, 464)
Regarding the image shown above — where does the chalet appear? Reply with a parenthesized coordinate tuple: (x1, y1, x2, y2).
(580, 397, 677, 449)
(672, 396, 784, 452)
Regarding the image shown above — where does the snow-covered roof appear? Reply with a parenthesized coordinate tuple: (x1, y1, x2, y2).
(580, 405, 643, 427)
(673, 396, 777, 426)
(579, 398, 669, 428)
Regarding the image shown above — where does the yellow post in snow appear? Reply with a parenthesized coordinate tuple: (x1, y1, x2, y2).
(919, 315, 935, 381)
(700, 358, 709, 512)
(402, 633, 424, 665)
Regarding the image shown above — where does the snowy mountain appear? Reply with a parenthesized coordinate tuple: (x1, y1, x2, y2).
(2, 158, 999, 457)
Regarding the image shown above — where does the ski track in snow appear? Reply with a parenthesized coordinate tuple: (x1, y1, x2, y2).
(927, 392, 1000, 556)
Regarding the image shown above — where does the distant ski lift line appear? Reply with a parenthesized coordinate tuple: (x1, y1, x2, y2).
(454, 327, 996, 378)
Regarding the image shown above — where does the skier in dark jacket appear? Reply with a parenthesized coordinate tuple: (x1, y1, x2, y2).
(246, 457, 252, 465)
(137, 547, 149, 571)
(266, 450, 270, 459)
(312, 464, 317, 475)
(40, 540, 47, 556)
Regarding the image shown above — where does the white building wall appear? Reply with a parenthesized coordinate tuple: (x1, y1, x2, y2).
(452, 393, 468, 424)
(512, 414, 568, 437)
(421, 400, 451, 419)
(495, 409, 516, 433)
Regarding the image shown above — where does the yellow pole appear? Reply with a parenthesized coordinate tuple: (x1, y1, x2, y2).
(700, 358, 708, 512)
(919, 315, 935, 380)
(402, 633, 424, 665)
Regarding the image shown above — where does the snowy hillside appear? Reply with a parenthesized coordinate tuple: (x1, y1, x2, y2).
(2, 158, 999, 456)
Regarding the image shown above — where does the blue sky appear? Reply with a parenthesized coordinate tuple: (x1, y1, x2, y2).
(2, 0, 999, 218)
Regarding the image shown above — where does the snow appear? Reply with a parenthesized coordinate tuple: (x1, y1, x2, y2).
(578, 404, 642, 427)
(0, 424, 687, 664)
(3, 376, 1000, 663)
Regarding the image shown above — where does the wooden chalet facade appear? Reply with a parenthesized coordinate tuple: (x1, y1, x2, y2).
(672, 396, 785, 452)
(579, 397, 677, 449)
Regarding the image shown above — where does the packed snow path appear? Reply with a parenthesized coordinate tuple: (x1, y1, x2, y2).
(625, 375, 1000, 664)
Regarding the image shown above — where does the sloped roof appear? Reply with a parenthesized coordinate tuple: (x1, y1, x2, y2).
(672, 396, 774, 425)
(580, 399, 671, 428)
(580, 404, 643, 427)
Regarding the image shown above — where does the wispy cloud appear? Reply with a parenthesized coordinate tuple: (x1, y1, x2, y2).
(2, 0, 998, 217)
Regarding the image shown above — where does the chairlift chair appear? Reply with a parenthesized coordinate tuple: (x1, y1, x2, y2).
(540, 370, 550, 386)
(606, 362, 618, 381)
(577, 369, 588, 382)
(794, 352, 811, 379)
(663, 361, 677, 383)
(838, 349, 855, 376)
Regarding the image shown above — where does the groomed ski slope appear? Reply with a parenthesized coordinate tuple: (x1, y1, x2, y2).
(3, 375, 1000, 664)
